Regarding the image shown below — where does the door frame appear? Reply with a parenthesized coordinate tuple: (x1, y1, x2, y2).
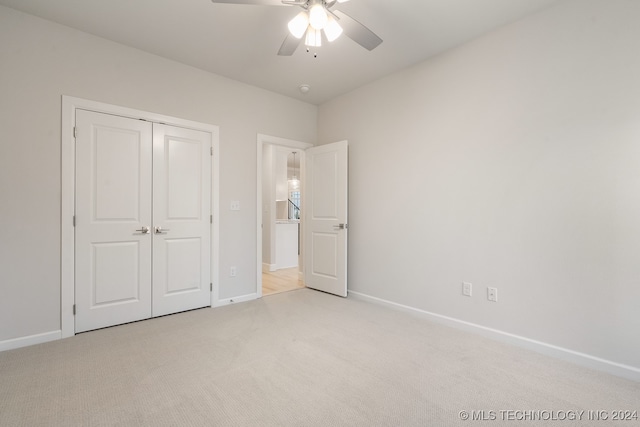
(61, 96, 220, 338)
(256, 134, 312, 297)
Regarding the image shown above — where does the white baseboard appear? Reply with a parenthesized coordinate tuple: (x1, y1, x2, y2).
(348, 290, 640, 382)
(262, 263, 276, 273)
(216, 292, 260, 307)
(0, 330, 62, 352)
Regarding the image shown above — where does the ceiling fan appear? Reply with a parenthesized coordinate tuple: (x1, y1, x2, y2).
(210, 0, 383, 56)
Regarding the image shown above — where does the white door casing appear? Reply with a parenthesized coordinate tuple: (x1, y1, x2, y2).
(304, 141, 348, 297)
(75, 110, 153, 332)
(152, 124, 212, 316)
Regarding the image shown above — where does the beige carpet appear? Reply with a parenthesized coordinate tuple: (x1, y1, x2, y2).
(0, 289, 638, 426)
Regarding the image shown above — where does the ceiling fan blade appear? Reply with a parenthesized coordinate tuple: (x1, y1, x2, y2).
(278, 33, 302, 56)
(333, 9, 382, 51)
(210, 0, 287, 5)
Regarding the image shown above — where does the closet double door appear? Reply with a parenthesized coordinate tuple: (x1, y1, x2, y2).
(75, 110, 212, 333)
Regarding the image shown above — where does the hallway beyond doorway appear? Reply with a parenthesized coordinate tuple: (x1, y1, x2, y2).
(262, 268, 304, 296)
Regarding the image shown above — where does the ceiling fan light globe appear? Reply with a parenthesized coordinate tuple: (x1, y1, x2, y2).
(305, 28, 322, 47)
(324, 15, 343, 42)
(288, 12, 309, 39)
(309, 4, 328, 30)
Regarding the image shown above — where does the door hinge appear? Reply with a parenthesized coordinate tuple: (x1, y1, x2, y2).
(210, 147, 213, 156)
(210, 283, 213, 292)
(72, 304, 76, 315)
(210, 214, 213, 224)
(73, 127, 77, 138)
(73, 215, 76, 227)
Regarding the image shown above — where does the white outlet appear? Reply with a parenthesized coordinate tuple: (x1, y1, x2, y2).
(462, 282, 472, 297)
(230, 266, 237, 277)
(487, 287, 498, 302)
(230, 201, 240, 211)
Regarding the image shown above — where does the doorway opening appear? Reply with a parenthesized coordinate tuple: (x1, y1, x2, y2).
(256, 135, 312, 297)
(263, 150, 303, 296)
(262, 268, 304, 296)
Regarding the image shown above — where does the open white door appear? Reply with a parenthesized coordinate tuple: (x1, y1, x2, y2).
(304, 141, 348, 297)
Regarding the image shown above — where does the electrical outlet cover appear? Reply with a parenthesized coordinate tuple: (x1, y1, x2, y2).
(462, 282, 472, 297)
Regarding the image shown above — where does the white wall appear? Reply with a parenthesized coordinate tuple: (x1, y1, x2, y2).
(318, 0, 640, 370)
(0, 5, 316, 343)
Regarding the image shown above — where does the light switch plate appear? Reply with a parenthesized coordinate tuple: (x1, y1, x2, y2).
(487, 287, 498, 302)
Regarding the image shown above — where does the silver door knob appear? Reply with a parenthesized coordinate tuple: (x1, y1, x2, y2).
(135, 226, 150, 234)
(155, 226, 170, 234)
(333, 223, 348, 230)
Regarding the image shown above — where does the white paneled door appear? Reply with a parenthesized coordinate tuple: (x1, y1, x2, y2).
(75, 110, 211, 333)
(152, 124, 211, 316)
(304, 141, 348, 297)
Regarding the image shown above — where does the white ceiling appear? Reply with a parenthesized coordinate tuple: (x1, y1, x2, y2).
(0, 0, 561, 105)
